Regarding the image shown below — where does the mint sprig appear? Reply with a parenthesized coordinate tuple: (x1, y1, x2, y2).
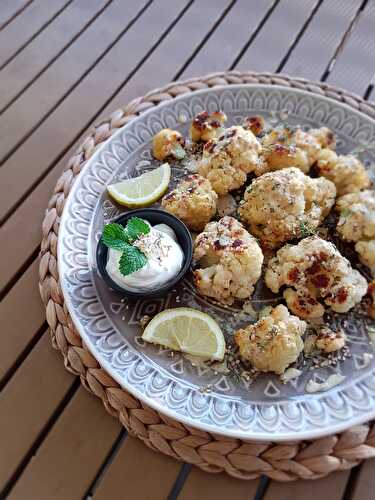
(101, 217, 150, 276)
(102, 223, 130, 251)
(119, 243, 147, 276)
(126, 217, 150, 242)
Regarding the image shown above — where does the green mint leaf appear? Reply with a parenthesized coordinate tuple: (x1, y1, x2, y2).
(119, 243, 147, 276)
(102, 223, 129, 250)
(125, 217, 150, 242)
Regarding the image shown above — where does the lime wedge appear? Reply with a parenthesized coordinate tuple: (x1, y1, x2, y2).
(142, 308, 225, 361)
(107, 163, 171, 207)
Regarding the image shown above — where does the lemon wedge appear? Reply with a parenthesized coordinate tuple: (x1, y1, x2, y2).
(142, 308, 225, 361)
(107, 163, 171, 207)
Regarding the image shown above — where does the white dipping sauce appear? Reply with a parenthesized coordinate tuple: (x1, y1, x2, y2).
(106, 221, 184, 292)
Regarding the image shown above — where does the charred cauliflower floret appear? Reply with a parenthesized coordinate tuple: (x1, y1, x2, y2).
(234, 305, 306, 374)
(152, 128, 185, 161)
(198, 126, 262, 195)
(161, 174, 217, 231)
(238, 168, 336, 249)
(256, 125, 327, 176)
(315, 326, 346, 353)
(193, 216, 263, 304)
(316, 149, 370, 195)
(265, 236, 368, 318)
(242, 115, 266, 136)
(336, 190, 375, 242)
(190, 111, 227, 142)
(283, 288, 324, 318)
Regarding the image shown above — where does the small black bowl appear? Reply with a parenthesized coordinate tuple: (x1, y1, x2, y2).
(96, 208, 193, 299)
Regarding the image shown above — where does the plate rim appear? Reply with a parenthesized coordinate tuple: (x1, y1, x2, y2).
(58, 83, 375, 441)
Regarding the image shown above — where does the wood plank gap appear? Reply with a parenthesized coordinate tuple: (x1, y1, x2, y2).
(0, 0, 34, 32)
(0, 378, 80, 499)
(0, 322, 47, 392)
(0, 0, 154, 171)
(0, 0, 75, 72)
(364, 82, 374, 100)
(0, 0, 193, 227)
(342, 465, 362, 500)
(321, 0, 368, 81)
(276, 0, 324, 73)
(0, 245, 39, 300)
(167, 463, 192, 500)
(174, 0, 237, 80)
(0, 0, 114, 117)
(253, 476, 270, 500)
(229, 0, 280, 70)
(84, 429, 127, 500)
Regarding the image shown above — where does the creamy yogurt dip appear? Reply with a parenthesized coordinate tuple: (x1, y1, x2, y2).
(106, 221, 184, 292)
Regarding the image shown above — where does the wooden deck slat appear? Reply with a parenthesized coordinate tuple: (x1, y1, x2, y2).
(0, 0, 185, 227)
(0, 259, 44, 383)
(327, 0, 375, 96)
(7, 386, 121, 500)
(0, 0, 110, 113)
(0, 0, 70, 69)
(179, 467, 260, 500)
(0, 0, 150, 172)
(0, 332, 74, 492)
(0, 0, 228, 301)
(0, 0, 189, 292)
(282, 0, 363, 80)
(263, 472, 350, 500)
(0, 0, 33, 31)
(350, 460, 375, 500)
(98, 0, 234, 117)
(170, 0, 275, 79)
(236, 0, 320, 72)
(92, 436, 181, 500)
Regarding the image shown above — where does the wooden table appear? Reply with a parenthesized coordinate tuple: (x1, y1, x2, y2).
(1, 1, 374, 498)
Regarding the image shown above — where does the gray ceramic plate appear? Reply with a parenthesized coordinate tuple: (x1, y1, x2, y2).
(58, 84, 375, 441)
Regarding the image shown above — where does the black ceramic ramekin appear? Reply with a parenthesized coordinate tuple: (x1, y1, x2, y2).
(96, 208, 193, 299)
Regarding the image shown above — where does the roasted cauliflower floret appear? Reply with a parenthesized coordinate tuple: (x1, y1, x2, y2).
(193, 216, 263, 304)
(190, 111, 227, 142)
(316, 149, 370, 195)
(234, 304, 305, 374)
(336, 191, 375, 275)
(265, 236, 368, 318)
(315, 326, 346, 353)
(309, 126, 336, 149)
(242, 115, 266, 136)
(336, 190, 375, 242)
(161, 174, 217, 231)
(152, 128, 185, 161)
(238, 167, 336, 249)
(256, 125, 327, 176)
(283, 288, 325, 319)
(198, 126, 262, 195)
(355, 240, 375, 276)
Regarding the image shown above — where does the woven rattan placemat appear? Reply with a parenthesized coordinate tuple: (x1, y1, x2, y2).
(39, 71, 375, 481)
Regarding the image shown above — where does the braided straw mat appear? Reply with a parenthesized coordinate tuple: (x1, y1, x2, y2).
(39, 72, 375, 481)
